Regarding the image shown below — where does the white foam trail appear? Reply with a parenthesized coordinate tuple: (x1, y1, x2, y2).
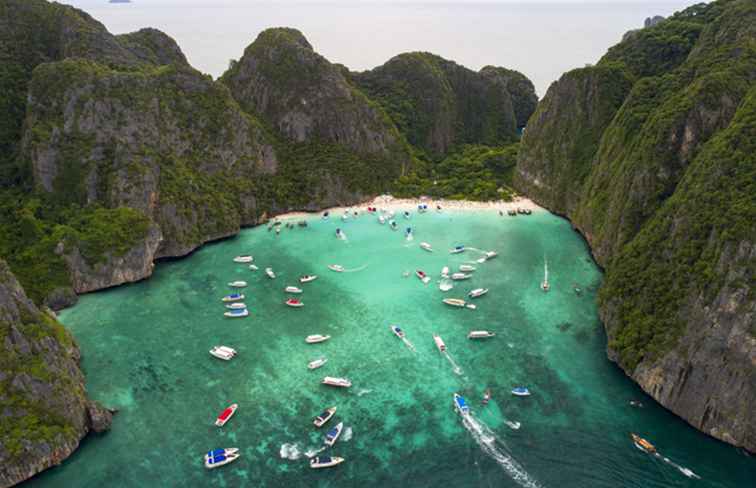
(402, 337, 417, 352)
(279, 443, 301, 460)
(460, 413, 541, 488)
(342, 426, 353, 442)
(442, 351, 463, 375)
(505, 420, 521, 430)
(344, 264, 368, 273)
(356, 388, 373, 397)
(406, 234, 414, 241)
(655, 453, 701, 479)
(305, 446, 327, 458)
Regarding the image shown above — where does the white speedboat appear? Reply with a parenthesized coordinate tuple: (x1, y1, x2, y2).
(204, 450, 240, 469)
(227, 281, 247, 288)
(390, 325, 405, 338)
(215, 403, 238, 427)
(443, 298, 467, 308)
(300, 275, 318, 283)
(449, 245, 465, 254)
(328, 264, 345, 272)
(433, 334, 446, 352)
(325, 422, 344, 446)
(322, 376, 351, 388)
(233, 255, 253, 263)
(225, 302, 247, 309)
(420, 242, 433, 252)
(265, 267, 276, 279)
(484, 251, 498, 260)
(310, 456, 344, 469)
(306, 335, 331, 344)
(450, 273, 471, 281)
(512, 387, 531, 397)
(415, 269, 431, 284)
(285, 298, 304, 307)
(249, 264, 258, 270)
(285, 286, 303, 294)
(439, 280, 453, 292)
(468, 288, 489, 298)
(378, 215, 386, 224)
(468, 330, 496, 339)
(441, 266, 450, 277)
(459, 265, 476, 272)
(224, 308, 249, 318)
(308, 357, 328, 370)
(221, 293, 244, 302)
(209, 346, 237, 361)
(313, 407, 337, 427)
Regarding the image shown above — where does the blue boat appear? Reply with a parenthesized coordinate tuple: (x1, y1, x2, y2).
(453, 393, 470, 415)
(325, 421, 343, 446)
(511, 387, 531, 397)
(221, 293, 244, 302)
(450, 245, 465, 254)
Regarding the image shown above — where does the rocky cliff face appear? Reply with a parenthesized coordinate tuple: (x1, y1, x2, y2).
(351, 53, 534, 157)
(0, 259, 112, 488)
(515, 0, 755, 451)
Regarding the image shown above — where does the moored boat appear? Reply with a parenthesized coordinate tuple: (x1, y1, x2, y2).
(322, 376, 352, 388)
(249, 264, 258, 270)
(227, 281, 247, 288)
(300, 275, 318, 283)
(205, 448, 239, 459)
(209, 346, 237, 361)
(484, 251, 498, 260)
(459, 264, 476, 272)
(483, 389, 492, 405)
(453, 393, 470, 415)
(328, 264, 345, 272)
(336, 228, 345, 239)
(403, 211, 411, 219)
(215, 403, 238, 427)
(450, 273, 471, 281)
(221, 293, 244, 302)
(441, 266, 450, 277)
(443, 298, 467, 308)
(310, 456, 344, 469)
(416, 269, 431, 284)
(225, 302, 247, 309)
(512, 387, 531, 396)
(325, 421, 344, 446)
(285, 298, 304, 307)
(378, 215, 386, 224)
(285, 286, 303, 294)
(390, 325, 405, 338)
(449, 245, 465, 254)
(389, 220, 398, 230)
(468, 330, 496, 339)
(433, 334, 446, 352)
(322, 211, 329, 220)
(630, 433, 656, 454)
(439, 280, 453, 292)
(420, 242, 433, 252)
(224, 309, 249, 318)
(204, 450, 240, 469)
(308, 357, 328, 370)
(265, 267, 276, 279)
(468, 288, 488, 298)
(233, 255, 253, 263)
(313, 407, 337, 427)
(306, 334, 331, 344)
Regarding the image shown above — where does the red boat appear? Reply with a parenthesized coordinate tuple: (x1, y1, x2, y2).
(215, 403, 238, 427)
(416, 270, 429, 282)
(286, 298, 304, 308)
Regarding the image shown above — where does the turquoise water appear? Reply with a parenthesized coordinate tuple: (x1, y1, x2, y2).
(27, 210, 754, 487)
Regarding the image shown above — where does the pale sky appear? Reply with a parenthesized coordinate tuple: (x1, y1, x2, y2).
(63, 1, 696, 96)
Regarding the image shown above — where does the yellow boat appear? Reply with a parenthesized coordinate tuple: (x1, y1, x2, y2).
(631, 433, 656, 453)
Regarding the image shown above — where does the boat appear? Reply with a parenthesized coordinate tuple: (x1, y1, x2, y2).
(227, 281, 247, 288)
(225, 302, 247, 309)
(389, 220, 398, 230)
(450, 273, 471, 281)
(214, 403, 238, 427)
(328, 264, 345, 272)
(403, 211, 411, 219)
(405, 227, 413, 238)
(324, 421, 344, 446)
(390, 325, 405, 338)
(468, 330, 496, 339)
(204, 450, 240, 469)
(310, 456, 344, 469)
(308, 357, 328, 370)
(468, 288, 489, 298)
(441, 266, 450, 277)
(265, 267, 276, 279)
(541, 258, 550, 291)
(341, 212, 349, 221)
(322, 376, 351, 388)
(416, 270, 431, 284)
(322, 211, 329, 220)
(511, 387, 531, 396)
(285, 286, 303, 294)
(233, 255, 253, 263)
(499, 210, 504, 216)
(433, 334, 446, 352)
(453, 393, 470, 415)
(209, 346, 237, 361)
(285, 298, 304, 307)
(507, 209, 516, 216)
(524, 208, 532, 215)
(449, 245, 465, 254)
(221, 293, 244, 302)
(249, 264, 258, 270)
(459, 265, 476, 272)
(313, 407, 337, 427)
(205, 448, 239, 459)
(224, 308, 249, 318)
(420, 242, 433, 252)
(306, 334, 331, 344)
(483, 389, 492, 405)
(298, 220, 308, 227)
(378, 215, 386, 224)
(630, 433, 656, 454)
(443, 298, 467, 308)
(336, 228, 345, 239)
(439, 280, 453, 292)
(484, 251, 498, 260)
(275, 226, 280, 235)
(300, 275, 318, 283)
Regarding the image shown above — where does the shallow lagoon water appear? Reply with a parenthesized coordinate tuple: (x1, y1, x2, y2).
(28, 209, 755, 487)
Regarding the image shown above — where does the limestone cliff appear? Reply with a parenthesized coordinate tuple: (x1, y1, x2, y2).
(0, 259, 112, 488)
(514, 0, 755, 451)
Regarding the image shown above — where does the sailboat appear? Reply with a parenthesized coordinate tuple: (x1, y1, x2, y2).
(541, 257, 550, 292)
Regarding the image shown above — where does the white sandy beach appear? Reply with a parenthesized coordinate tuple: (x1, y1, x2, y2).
(274, 195, 543, 222)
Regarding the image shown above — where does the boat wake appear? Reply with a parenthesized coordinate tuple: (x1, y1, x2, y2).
(654, 453, 701, 479)
(442, 351, 463, 375)
(343, 264, 369, 273)
(342, 426, 353, 442)
(279, 443, 302, 460)
(401, 337, 417, 352)
(356, 388, 373, 397)
(305, 446, 327, 458)
(459, 413, 541, 488)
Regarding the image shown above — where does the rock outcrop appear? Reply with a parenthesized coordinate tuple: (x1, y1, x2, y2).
(0, 259, 111, 488)
(515, 0, 756, 451)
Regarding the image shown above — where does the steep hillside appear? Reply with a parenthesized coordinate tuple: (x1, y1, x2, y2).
(515, 0, 755, 451)
(0, 259, 112, 488)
